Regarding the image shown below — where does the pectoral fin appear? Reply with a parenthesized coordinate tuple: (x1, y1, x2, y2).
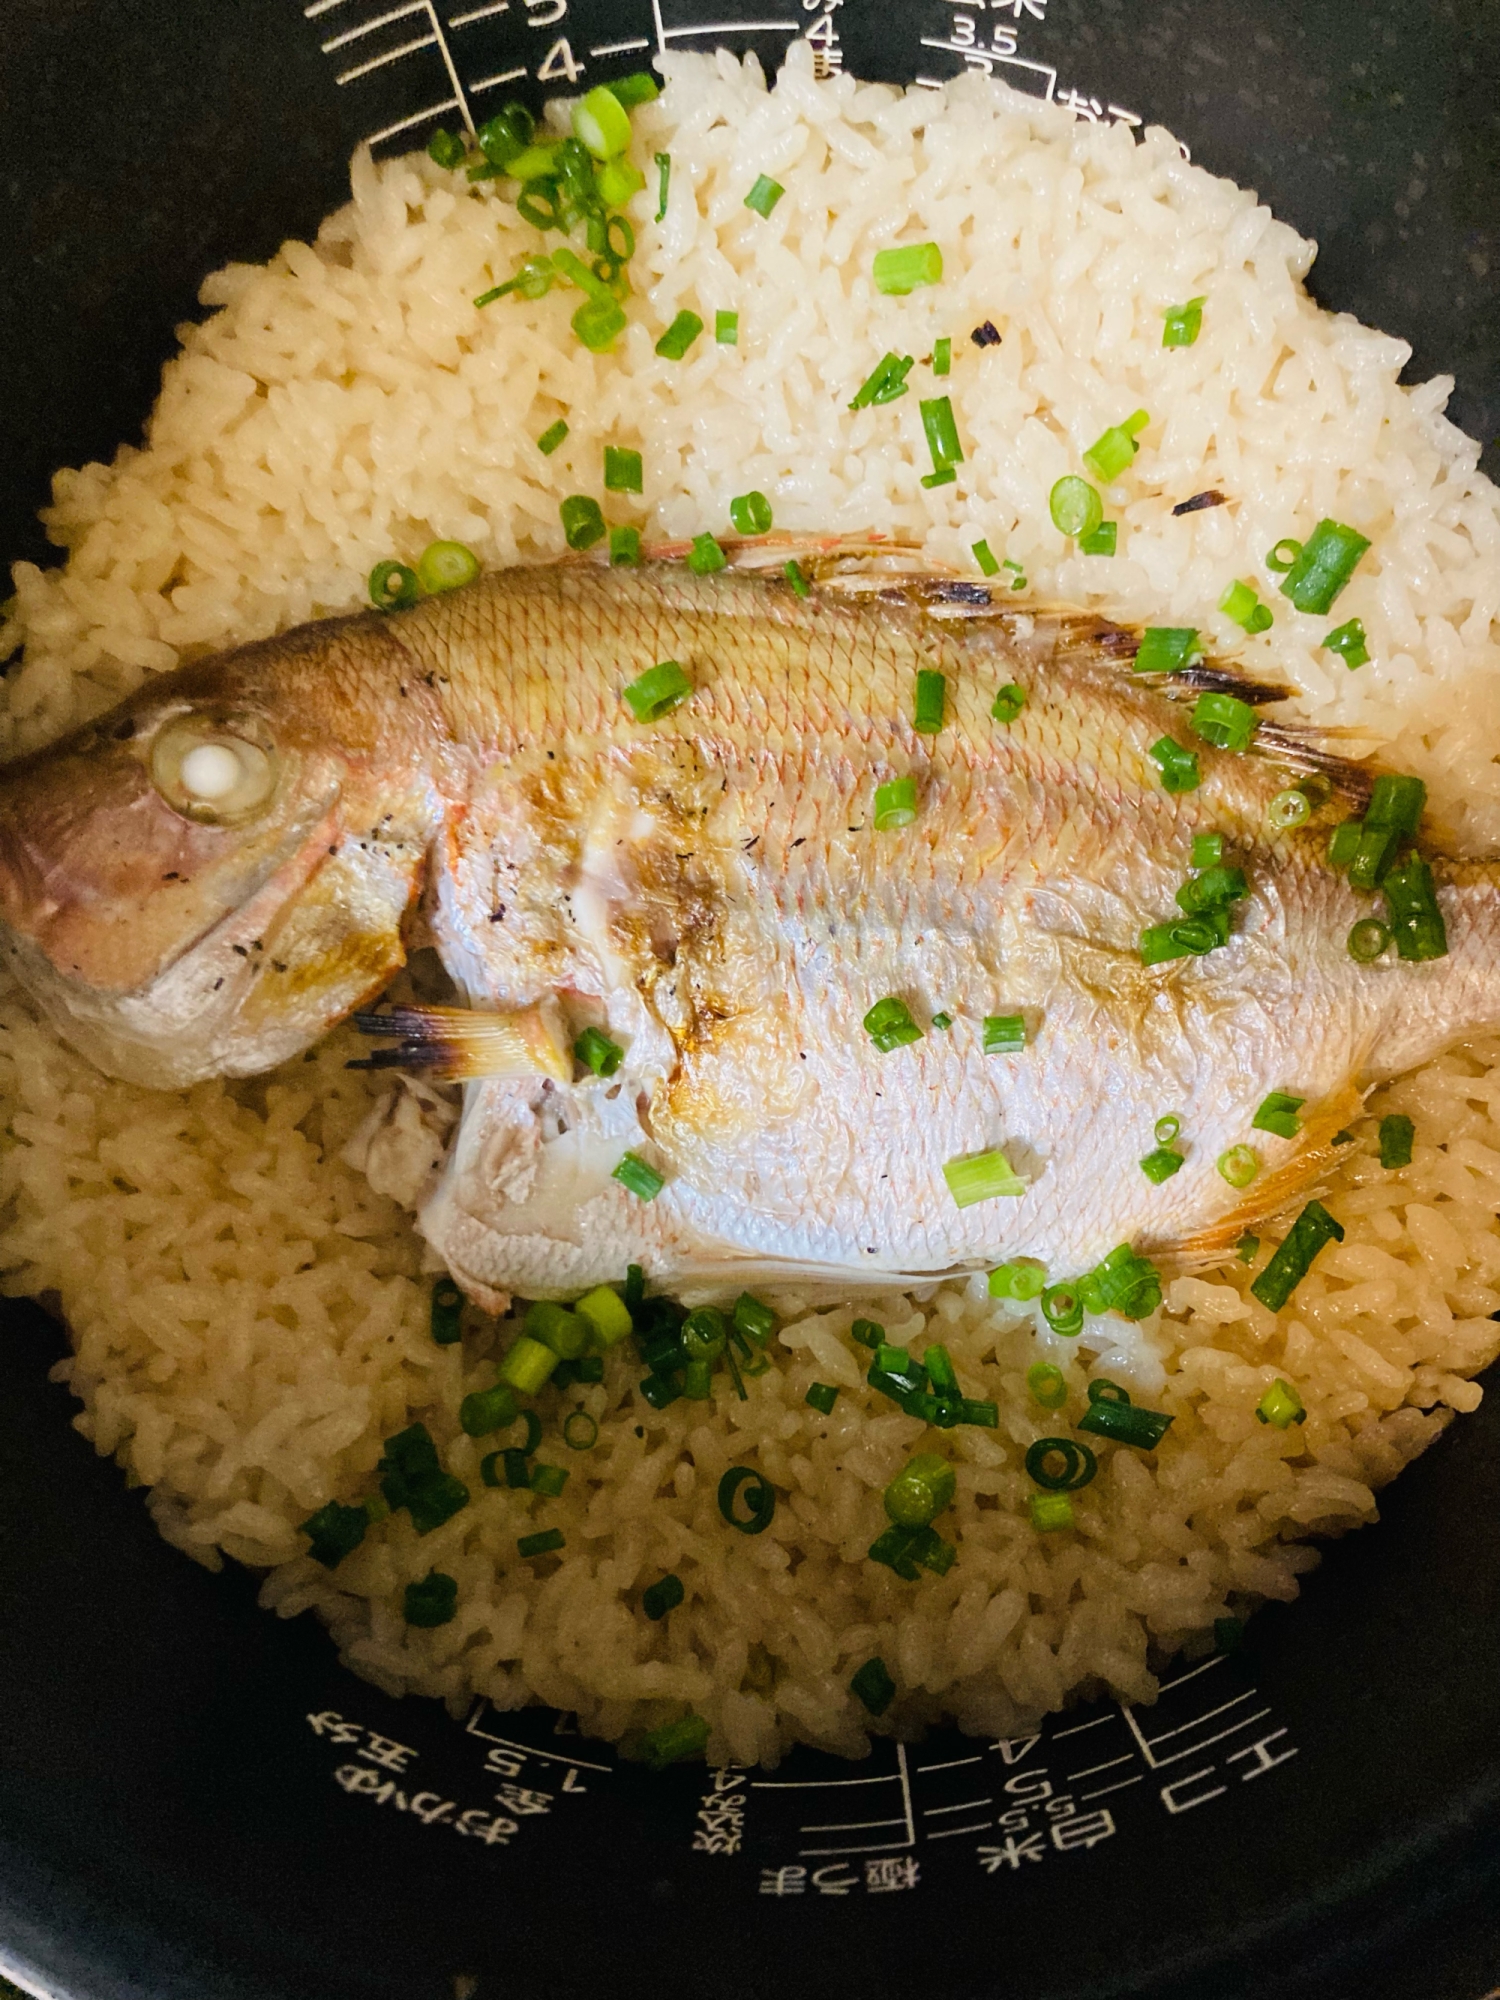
(350, 1001, 573, 1084)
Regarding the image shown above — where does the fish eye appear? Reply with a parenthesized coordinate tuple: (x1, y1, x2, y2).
(149, 714, 278, 825)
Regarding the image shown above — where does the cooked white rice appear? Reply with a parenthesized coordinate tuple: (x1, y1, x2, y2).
(2, 43, 1498, 1765)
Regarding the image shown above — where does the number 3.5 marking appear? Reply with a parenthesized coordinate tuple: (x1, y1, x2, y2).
(526, 0, 567, 27)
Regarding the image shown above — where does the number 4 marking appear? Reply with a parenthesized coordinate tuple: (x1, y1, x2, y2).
(536, 34, 581, 80)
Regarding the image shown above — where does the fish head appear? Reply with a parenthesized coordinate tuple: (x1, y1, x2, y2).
(0, 615, 441, 1088)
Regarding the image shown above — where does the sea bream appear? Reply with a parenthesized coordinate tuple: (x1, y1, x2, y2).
(0, 547, 1496, 1306)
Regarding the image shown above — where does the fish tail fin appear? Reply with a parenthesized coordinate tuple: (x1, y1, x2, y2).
(348, 1001, 571, 1083)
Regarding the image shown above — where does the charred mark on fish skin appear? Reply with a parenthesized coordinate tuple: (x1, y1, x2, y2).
(350, 1002, 571, 1083)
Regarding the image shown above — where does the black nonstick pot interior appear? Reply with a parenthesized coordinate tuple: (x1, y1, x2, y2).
(3, 5, 1500, 1997)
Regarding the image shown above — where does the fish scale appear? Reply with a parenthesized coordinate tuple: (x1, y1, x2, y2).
(0, 553, 1495, 1306)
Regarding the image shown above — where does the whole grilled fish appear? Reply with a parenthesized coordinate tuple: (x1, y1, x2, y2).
(0, 550, 1496, 1305)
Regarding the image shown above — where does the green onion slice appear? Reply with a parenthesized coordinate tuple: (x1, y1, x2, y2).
(1267, 786, 1312, 831)
(654, 151, 671, 222)
(1265, 537, 1303, 574)
(655, 309, 704, 360)
(1252, 1090, 1305, 1140)
(912, 669, 946, 734)
(1024, 1437, 1097, 1492)
(1382, 850, 1448, 962)
(1378, 1112, 1414, 1168)
(301, 1499, 369, 1569)
(872, 243, 944, 294)
(1029, 1492, 1075, 1531)
(805, 1382, 839, 1415)
(369, 561, 420, 611)
(1217, 1144, 1260, 1188)
(1026, 1361, 1068, 1409)
(687, 532, 727, 574)
(642, 1573, 684, 1620)
(1147, 736, 1201, 794)
(1256, 1378, 1307, 1429)
(920, 395, 963, 470)
(1324, 617, 1370, 668)
(428, 127, 468, 170)
(1134, 626, 1200, 674)
(718, 1465, 776, 1533)
(863, 995, 923, 1054)
(1081, 409, 1149, 483)
(883, 1452, 956, 1527)
(744, 174, 785, 217)
(942, 1148, 1026, 1207)
(1079, 520, 1117, 556)
(1219, 578, 1273, 635)
(574, 1024, 624, 1076)
(1250, 1200, 1344, 1311)
(982, 1013, 1026, 1054)
(622, 659, 693, 722)
(1049, 476, 1102, 539)
(518, 1528, 565, 1558)
(430, 1274, 464, 1346)
(613, 1151, 665, 1200)
(1278, 519, 1371, 615)
(1348, 916, 1392, 963)
(640, 1713, 710, 1768)
(933, 336, 952, 376)
(785, 558, 810, 597)
(850, 1656, 896, 1716)
(729, 489, 773, 535)
(604, 446, 643, 493)
(990, 1259, 1046, 1301)
(459, 1381, 518, 1438)
(1191, 832, 1223, 869)
(1139, 1146, 1184, 1184)
(560, 495, 606, 550)
(1041, 1283, 1083, 1335)
(415, 541, 478, 595)
(404, 1570, 458, 1627)
(572, 84, 632, 159)
(849, 351, 915, 410)
(1162, 295, 1205, 347)
(873, 775, 918, 829)
(971, 538, 999, 576)
(991, 683, 1027, 725)
(715, 309, 739, 344)
(1154, 1114, 1182, 1145)
(537, 419, 569, 457)
(1076, 1396, 1174, 1450)
(1191, 689, 1259, 752)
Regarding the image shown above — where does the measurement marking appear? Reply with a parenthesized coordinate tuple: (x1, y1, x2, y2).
(650, 0, 667, 58)
(896, 1742, 916, 1845)
(1067, 1753, 1133, 1783)
(1081, 1774, 1146, 1803)
(917, 38, 1057, 93)
(1053, 1713, 1114, 1741)
(1144, 1690, 1256, 1747)
(366, 94, 461, 145)
(322, 2, 427, 53)
(469, 65, 527, 91)
(916, 1754, 983, 1774)
(798, 1837, 916, 1858)
(591, 37, 652, 55)
(923, 1797, 993, 1817)
(754, 1772, 900, 1790)
(799, 1816, 906, 1833)
(1157, 1655, 1227, 1697)
(423, 0, 475, 132)
(337, 34, 437, 84)
(663, 19, 800, 37)
(304, 0, 355, 16)
(463, 1711, 611, 1770)
(914, 76, 948, 89)
(1120, 1703, 1273, 1772)
(927, 1819, 995, 1839)
(447, 0, 509, 22)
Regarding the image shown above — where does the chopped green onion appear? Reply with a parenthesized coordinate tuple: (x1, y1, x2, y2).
(1175, 863, 1248, 916)
(1267, 787, 1312, 831)
(784, 558, 810, 598)
(1076, 1392, 1174, 1450)
(922, 1343, 960, 1396)
(428, 127, 468, 170)
(1219, 579, 1273, 635)
(863, 995, 923, 1054)
(622, 659, 693, 723)
(1139, 1146, 1184, 1184)
(1147, 736, 1201, 794)
(604, 446, 643, 494)
(1024, 1437, 1097, 1491)
(868, 1522, 956, 1577)
(1079, 521, 1117, 556)
(537, 418, 569, 457)
(640, 1713, 710, 1768)
(597, 157, 647, 208)
(1328, 819, 1361, 869)
(919, 396, 963, 470)
(872, 243, 944, 294)
(1003, 559, 1027, 591)
(990, 1259, 1047, 1302)
(991, 683, 1027, 725)
(655, 310, 704, 360)
(850, 1317, 884, 1350)
(913, 669, 946, 734)
(478, 1449, 506, 1487)
(1265, 537, 1303, 574)
(734, 1293, 777, 1345)
(562, 1410, 600, 1452)
(610, 525, 641, 567)
(1041, 1283, 1083, 1335)
(369, 560, 420, 612)
(850, 1656, 896, 1716)
(681, 1308, 728, 1362)
(1255, 1378, 1307, 1429)
(1050, 475, 1103, 539)
(460, 1381, 519, 1438)
(730, 490, 773, 536)
(572, 296, 628, 352)
(1237, 1231, 1260, 1262)
(933, 337, 952, 376)
(575, 1283, 633, 1348)
(687, 532, 727, 574)
(982, 1014, 1026, 1054)
(1253, 1091, 1305, 1140)
(1367, 774, 1427, 839)
(638, 1373, 680, 1410)
(498, 1335, 560, 1395)
(642, 1573, 684, 1620)
(1029, 1492, 1075, 1532)
(717, 1465, 776, 1534)
(1134, 626, 1200, 674)
(849, 351, 915, 410)
(943, 1148, 1026, 1207)
(529, 1461, 569, 1498)
(1162, 296, 1205, 347)
(474, 101, 534, 166)
(715, 309, 739, 345)
(301, 1499, 369, 1569)
(1348, 916, 1392, 963)
(1378, 1112, 1414, 1167)
(805, 1382, 840, 1415)
(873, 776, 918, 829)
(1217, 1144, 1260, 1189)
(404, 1570, 458, 1627)
(560, 495, 606, 551)
(415, 539, 481, 595)
(1250, 1200, 1345, 1311)
(1382, 850, 1448, 962)
(971, 538, 1000, 576)
(606, 71, 660, 107)
(572, 84, 632, 160)
(744, 174, 785, 218)
(1192, 690, 1259, 752)
(518, 1528, 565, 1558)
(574, 1024, 624, 1076)
(1278, 519, 1371, 615)
(1191, 833, 1224, 869)
(654, 152, 671, 221)
(1026, 1361, 1068, 1409)
(526, 1299, 589, 1358)
(959, 1397, 998, 1428)
(930, 1011, 953, 1030)
(613, 1151, 665, 1200)
(1139, 915, 1222, 964)
(883, 1452, 956, 1528)
(920, 466, 957, 490)
(1324, 618, 1370, 669)
(429, 1275, 463, 1347)
(1082, 409, 1149, 483)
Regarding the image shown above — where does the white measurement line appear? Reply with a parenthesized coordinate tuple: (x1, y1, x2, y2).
(798, 1837, 916, 1857)
(305, 0, 355, 17)
(322, 1, 427, 52)
(1157, 1655, 1227, 1697)
(463, 1712, 612, 1770)
(1067, 1752, 1133, 1783)
(650, 0, 667, 58)
(914, 76, 948, 89)
(423, 0, 475, 130)
(469, 65, 527, 92)
(366, 93, 462, 145)
(896, 1742, 916, 1845)
(917, 38, 1057, 93)
(448, 0, 509, 23)
(1120, 1704, 1274, 1772)
(1053, 1713, 1114, 1741)
(337, 34, 437, 84)
(923, 1798, 993, 1817)
(926, 1820, 994, 1840)
(1144, 1690, 1257, 1747)
(754, 1772, 900, 1790)
(591, 36, 652, 55)
(664, 18, 799, 35)
(1082, 1774, 1146, 1803)
(799, 1816, 907, 1833)
(916, 1754, 983, 1774)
